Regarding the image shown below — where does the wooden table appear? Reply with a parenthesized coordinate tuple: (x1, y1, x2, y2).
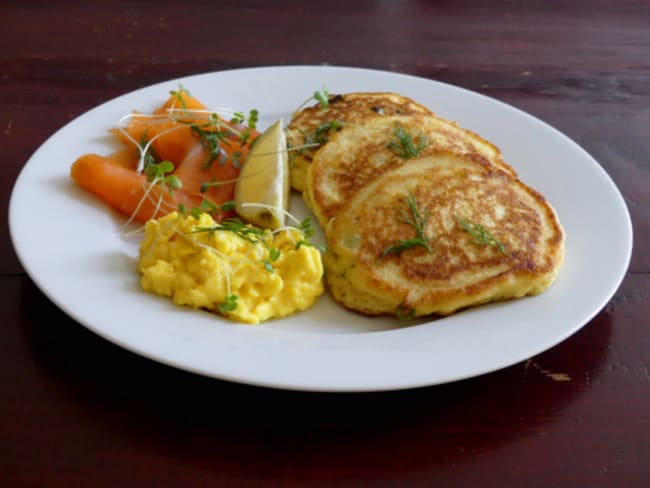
(2, 1, 649, 486)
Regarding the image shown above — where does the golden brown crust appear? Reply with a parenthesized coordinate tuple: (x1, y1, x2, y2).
(287, 92, 434, 191)
(323, 151, 565, 317)
(306, 113, 514, 227)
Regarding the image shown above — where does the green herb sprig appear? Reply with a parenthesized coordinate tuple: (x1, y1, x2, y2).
(457, 216, 507, 255)
(178, 200, 235, 219)
(192, 218, 282, 273)
(387, 125, 430, 159)
(230, 109, 259, 145)
(381, 193, 433, 258)
(190, 115, 234, 169)
(301, 120, 343, 148)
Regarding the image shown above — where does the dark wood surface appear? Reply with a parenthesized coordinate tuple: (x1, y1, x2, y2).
(2, 1, 649, 486)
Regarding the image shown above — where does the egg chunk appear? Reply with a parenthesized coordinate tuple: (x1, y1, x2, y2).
(138, 212, 324, 324)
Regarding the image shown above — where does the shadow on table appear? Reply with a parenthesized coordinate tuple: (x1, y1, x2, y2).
(20, 278, 612, 480)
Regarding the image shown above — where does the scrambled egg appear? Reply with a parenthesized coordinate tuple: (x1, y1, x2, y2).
(137, 212, 324, 324)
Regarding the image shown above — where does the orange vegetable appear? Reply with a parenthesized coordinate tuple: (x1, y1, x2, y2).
(70, 153, 201, 224)
(110, 89, 240, 165)
(71, 88, 259, 224)
(173, 144, 239, 199)
(153, 90, 208, 115)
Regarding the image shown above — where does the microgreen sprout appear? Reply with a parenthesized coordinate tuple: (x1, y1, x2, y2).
(143, 160, 181, 193)
(200, 176, 241, 194)
(218, 294, 238, 313)
(190, 117, 234, 169)
(300, 120, 343, 149)
(314, 86, 331, 109)
(230, 109, 259, 129)
(396, 304, 416, 320)
(169, 84, 190, 109)
(292, 85, 333, 116)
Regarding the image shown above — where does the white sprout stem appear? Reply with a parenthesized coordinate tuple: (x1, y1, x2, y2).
(116, 113, 187, 173)
(139, 213, 185, 262)
(241, 143, 319, 161)
(175, 228, 265, 267)
(121, 224, 146, 238)
(120, 177, 167, 230)
(174, 229, 268, 299)
(291, 95, 318, 118)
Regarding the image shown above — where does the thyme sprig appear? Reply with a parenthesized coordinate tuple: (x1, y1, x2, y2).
(381, 193, 433, 258)
(457, 216, 507, 255)
(387, 124, 430, 159)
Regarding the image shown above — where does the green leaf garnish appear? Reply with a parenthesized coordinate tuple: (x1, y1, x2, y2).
(457, 216, 507, 255)
(230, 109, 259, 127)
(220, 200, 236, 212)
(247, 109, 259, 130)
(269, 247, 281, 261)
(218, 294, 238, 312)
(396, 304, 416, 320)
(381, 193, 433, 258)
(292, 85, 333, 116)
(300, 120, 343, 149)
(297, 218, 315, 239)
(169, 84, 190, 109)
(387, 124, 430, 159)
(143, 160, 181, 193)
(200, 199, 220, 214)
(314, 86, 331, 109)
(190, 116, 233, 169)
(193, 217, 268, 244)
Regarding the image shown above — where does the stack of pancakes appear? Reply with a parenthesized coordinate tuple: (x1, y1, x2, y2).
(287, 92, 565, 318)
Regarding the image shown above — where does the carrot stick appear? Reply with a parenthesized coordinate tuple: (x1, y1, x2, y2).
(70, 153, 201, 224)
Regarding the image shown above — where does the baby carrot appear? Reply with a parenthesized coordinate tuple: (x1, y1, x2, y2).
(70, 153, 200, 224)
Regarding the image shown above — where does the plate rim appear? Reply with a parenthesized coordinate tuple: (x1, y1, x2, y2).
(9, 65, 633, 392)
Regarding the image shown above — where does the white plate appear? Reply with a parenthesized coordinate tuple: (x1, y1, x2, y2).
(9, 66, 632, 392)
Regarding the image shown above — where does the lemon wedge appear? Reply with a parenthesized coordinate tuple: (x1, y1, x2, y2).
(235, 118, 289, 229)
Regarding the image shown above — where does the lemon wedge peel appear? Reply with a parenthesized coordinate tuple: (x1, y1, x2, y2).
(234, 118, 289, 230)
